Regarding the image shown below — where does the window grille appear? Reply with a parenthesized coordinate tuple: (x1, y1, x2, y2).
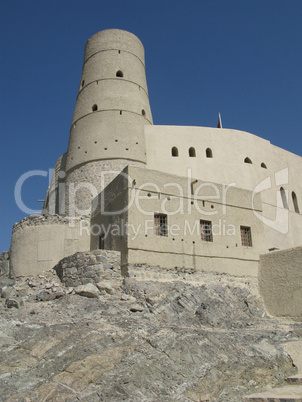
(240, 226, 252, 247)
(154, 214, 168, 236)
(200, 220, 213, 242)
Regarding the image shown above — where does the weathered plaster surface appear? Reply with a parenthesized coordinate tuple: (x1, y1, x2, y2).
(259, 246, 302, 319)
(10, 215, 90, 277)
(91, 166, 266, 277)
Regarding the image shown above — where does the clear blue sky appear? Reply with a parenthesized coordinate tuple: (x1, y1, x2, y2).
(1, 0, 301, 252)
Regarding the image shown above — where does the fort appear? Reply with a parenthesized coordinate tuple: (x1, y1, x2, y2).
(1, 28, 302, 400)
(4, 29, 302, 318)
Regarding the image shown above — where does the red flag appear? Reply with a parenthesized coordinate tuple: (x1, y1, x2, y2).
(217, 112, 222, 128)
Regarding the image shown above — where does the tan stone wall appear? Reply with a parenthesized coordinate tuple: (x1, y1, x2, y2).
(91, 166, 266, 277)
(90, 168, 129, 260)
(10, 215, 90, 277)
(259, 247, 302, 320)
(64, 159, 144, 215)
(145, 125, 302, 251)
(126, 167, 265, 276)
(127, 249, 259, 277)
(44, 153, 67, 215)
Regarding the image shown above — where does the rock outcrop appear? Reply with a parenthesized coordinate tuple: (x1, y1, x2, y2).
(54, 250, 121, 287)
(0, 265, 301, 401)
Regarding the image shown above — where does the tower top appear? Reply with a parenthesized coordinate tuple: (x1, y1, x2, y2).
(84, 29, 145, 66)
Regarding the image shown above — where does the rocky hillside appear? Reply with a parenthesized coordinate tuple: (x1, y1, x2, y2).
(0, 260, 301, 401)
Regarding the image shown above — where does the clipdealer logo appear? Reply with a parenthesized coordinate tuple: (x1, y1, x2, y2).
(252, 168, 289, 234)
(13, 167, 290, 236)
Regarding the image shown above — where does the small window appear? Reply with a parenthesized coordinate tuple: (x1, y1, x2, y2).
(292, 191, 300, 213)
(200, 220, 213, 242)
(99, 234, 105, 249)
(240, 226, 252, 247)
(81, 80, 85, 87)
(280, 187, 289, 209)
(171, 147, 179, 157)
(206, 148, 213, 158)
(261, 162, 267, 169)
(189, 147, 196, 157)
(116, 70, 123, 77)
(154, 214, 168, 236)
(244, 157, 252, 164)
(141, 109, 146, 116)
(120, 110, 122, 115)
(92, 104, 98, 112)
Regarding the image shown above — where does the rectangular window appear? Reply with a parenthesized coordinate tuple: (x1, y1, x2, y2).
(200, 220, 213, 242)
(99, 234, 105, 249)
(240, 226, 252, 247)
(154, 213, 168, 236)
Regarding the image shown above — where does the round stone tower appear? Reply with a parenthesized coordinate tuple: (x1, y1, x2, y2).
(64, 29, 153, 215)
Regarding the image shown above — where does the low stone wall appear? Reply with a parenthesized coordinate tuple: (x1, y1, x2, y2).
(10, 214, 90, 277)
(259, 246, 302, 320)
(12, 214, 86, 232)
(122, 263, 258, 287)
(123, 263, 199, 281)
(0, 251, 13, 285)
(54, 250, 121, 287)
(0, 251, 10, 276)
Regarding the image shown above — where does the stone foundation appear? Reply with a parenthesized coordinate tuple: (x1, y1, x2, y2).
(122, 263, 242, 283)
(54, 249, 121, 287)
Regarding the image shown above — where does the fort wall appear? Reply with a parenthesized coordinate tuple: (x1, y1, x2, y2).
(10, 215, 90, 277)
(145, 125, 302, 250)
(64, 159, 144, 215)
(43, 153, 67, 215)
(259, 246, 302, 320)
(91, 166, 266, 277)
(145, 125, 302, 204)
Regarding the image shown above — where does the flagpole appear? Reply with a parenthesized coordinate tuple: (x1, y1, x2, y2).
(217, 112, 222, 128)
